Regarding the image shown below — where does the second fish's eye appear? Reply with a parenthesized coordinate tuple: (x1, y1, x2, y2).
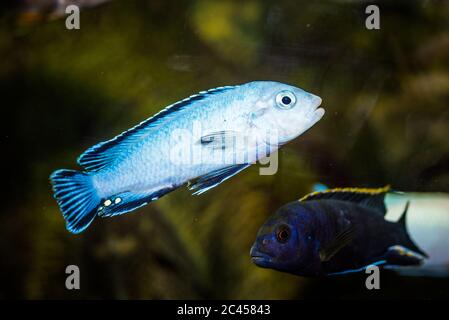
(275, 90, 296, 109)
(276, 224, 291, 243)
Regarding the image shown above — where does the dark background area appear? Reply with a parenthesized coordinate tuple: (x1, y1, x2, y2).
(0, 0, 448, 299)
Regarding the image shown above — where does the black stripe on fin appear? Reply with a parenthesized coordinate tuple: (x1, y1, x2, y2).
(299, 186, 391, 215)
(188, 164, 250, 195)
(397, 201, 428, 258)
(78, 85, 237, 172)
(98, 187, 176, 218)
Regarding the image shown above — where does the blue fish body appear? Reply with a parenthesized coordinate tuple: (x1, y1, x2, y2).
(250, 187, 428, 276)
(50, 81, 324, 233)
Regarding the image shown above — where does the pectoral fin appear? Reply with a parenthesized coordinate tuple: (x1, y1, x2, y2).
(319, 225, 356, 262)
(199, 131, 239, 150)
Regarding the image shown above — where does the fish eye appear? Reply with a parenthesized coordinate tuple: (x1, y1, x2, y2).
(275, 90, 296, 109)
(276, 224, 291, 243)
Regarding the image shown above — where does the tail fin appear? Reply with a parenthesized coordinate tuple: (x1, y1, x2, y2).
(50, 169, 100, 234)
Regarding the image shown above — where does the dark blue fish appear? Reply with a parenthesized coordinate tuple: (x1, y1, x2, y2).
(250, 187, 428, 276)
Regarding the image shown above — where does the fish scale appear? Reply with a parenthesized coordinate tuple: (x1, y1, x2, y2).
(250, 187, 428, 276)
(50, 81, 324, 233)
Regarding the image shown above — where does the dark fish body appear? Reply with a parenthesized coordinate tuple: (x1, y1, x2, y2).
(293, 199, 422, 275)
(250, 187, 427, 276)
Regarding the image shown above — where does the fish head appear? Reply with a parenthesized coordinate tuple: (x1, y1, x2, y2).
(246, 81, 324, 145)
(250, 201, 318, 273)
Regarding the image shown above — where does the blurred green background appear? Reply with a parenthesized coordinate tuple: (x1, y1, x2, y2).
(1, 0, 448, 299)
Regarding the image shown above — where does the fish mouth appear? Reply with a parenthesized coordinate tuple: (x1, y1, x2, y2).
(250, 246, 273, 267)
(314, 106, 325, 119)
(310, 101, 325, 121)
(251, 254, 271, 263)
(313, 96, 325, 116)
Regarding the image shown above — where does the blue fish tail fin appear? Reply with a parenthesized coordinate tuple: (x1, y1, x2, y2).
(50, 169, 100, 234)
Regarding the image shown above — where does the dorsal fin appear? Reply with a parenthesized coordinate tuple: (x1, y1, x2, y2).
(299, 186, 391, 215)
(77, 85, 236, 172)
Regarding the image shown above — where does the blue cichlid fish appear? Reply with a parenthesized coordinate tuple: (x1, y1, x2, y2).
(250, 187, 429, 276)
(50, 81, 324, 233)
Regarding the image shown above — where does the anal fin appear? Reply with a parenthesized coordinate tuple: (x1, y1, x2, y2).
(383, 245, 426, 266)
(98, 187, 175, 218)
